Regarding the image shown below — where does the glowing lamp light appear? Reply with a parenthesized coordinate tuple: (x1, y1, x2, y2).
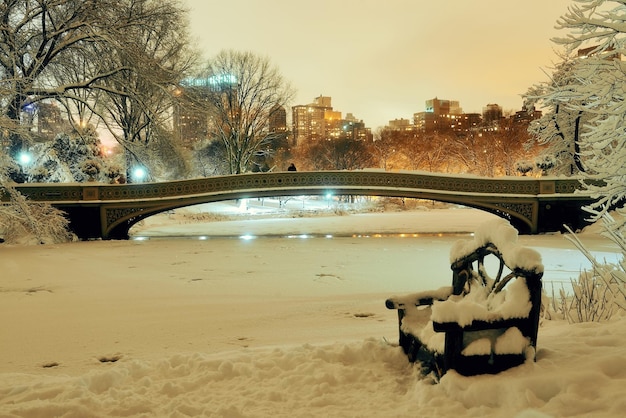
(18, 152, 32, 166)
(131, 167, 147, 182)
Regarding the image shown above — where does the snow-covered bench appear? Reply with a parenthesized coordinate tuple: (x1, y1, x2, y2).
(385, 219, 544, 377)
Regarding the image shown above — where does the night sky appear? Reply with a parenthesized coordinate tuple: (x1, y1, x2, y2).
(184, 0, 572, 128)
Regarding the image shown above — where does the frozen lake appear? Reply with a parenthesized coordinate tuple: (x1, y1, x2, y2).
(132, 201, 622, 293)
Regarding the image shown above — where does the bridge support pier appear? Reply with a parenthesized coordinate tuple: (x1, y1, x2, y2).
(58, 206, 105, 240)
(537, 199, 594, 233)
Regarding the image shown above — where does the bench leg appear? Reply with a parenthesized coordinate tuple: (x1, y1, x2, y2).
(443, 329, 463, 375)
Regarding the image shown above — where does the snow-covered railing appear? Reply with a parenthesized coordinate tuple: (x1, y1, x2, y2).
(385, 219, 544, 378)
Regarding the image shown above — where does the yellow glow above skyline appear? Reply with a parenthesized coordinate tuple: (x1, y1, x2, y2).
(184, 0, 572, 129)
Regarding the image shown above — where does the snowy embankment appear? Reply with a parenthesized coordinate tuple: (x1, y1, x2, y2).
(1, 204, 624, 417)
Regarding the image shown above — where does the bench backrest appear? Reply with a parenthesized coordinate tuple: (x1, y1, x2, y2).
(449, 241, 543, 347)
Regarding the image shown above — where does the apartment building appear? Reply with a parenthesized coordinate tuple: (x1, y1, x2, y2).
(291, 95, 371, 144)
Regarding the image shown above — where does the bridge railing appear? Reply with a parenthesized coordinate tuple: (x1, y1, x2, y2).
(4, 171, 588, 204)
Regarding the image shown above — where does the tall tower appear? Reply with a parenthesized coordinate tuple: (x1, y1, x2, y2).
(482, 104, 503, 125)
(269, 104, 287, 134)
(173, 75, 240, 148)
(291, 96, 333, 144)
(415, 97, 464, 133)
(36, 102, 63, 140)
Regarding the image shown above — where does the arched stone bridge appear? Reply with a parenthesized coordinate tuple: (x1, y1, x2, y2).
(8, 170, 596, 240)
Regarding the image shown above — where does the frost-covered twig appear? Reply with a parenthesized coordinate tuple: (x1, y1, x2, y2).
(562, 214, 626, 320)
(0, 176, 74, 245)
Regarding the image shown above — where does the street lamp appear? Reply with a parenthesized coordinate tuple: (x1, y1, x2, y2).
(131, 166, 147, 183)
(17, 152, 32, 166)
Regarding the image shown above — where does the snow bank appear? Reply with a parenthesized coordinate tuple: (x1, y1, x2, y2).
(1, 209, 624, 417)
(3, 317, 626, 417)
(0, 340, 419, 417)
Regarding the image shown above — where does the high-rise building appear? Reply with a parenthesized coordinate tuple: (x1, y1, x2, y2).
(482, 103, 503, 129)
(269, 104, 287, 134)
(425, 98, 462, 116)
(173, 75, 241, 148)
(513, 106, 542, 124)
(173, 90, 208, 147)
(291, 96, 371, 143)
(36, 102, 63, 140)
(268, 104, 290, 146)
(452, 113, 482, 132)
(414, 97, 466, 133)
(388, 118, 414, 131)
(291, 95, 333, 144)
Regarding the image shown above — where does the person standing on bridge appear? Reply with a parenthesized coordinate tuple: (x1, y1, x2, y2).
(287, 163, 297, 171)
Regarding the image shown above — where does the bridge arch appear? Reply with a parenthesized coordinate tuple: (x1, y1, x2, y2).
(108, 189, 535, 238)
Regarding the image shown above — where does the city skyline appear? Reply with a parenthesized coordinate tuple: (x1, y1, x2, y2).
(183, 0, 572, 129)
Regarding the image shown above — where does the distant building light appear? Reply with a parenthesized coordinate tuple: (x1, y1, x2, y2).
(180, 74, 238, 88)
(208, 74, 237, 86)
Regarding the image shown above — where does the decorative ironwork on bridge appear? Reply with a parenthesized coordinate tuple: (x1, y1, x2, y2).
(5, 171, 594, 240)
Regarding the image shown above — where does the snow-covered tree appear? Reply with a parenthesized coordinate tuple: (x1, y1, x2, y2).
(98, 0, 197, 181)
(525, 56, 590, 176)
(538, 0, 626, 216)
(0, 157, 74, 244)
(22, 126, 122, 183)
(533, 0, 626, 318)
(0, 0, 196, 182)
(0, 183, 74, 244)
(527, 1, 626, 211)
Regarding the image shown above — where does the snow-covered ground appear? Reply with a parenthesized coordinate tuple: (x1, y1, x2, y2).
(1, 201, 624, 417)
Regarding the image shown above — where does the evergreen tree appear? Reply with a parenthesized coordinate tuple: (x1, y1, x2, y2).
(24, 127, 121, 183)
(198, 50, 294, 174)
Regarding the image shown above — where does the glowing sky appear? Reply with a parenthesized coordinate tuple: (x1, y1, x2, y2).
(183, 0, 572, 129)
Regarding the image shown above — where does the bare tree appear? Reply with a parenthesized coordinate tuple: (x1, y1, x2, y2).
(399, 132, 452, 173)
(298, 138, 372, 171)
(0, 0, 196, 181)
(98, 0, 198, 180)
(371, 127, 404, 170)
(497, 119, 542, 176)
(199, 50, 295, 174)
(1, 1, 118, 160)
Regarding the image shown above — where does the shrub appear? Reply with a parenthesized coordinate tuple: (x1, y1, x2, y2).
(556, 210, 626, 323)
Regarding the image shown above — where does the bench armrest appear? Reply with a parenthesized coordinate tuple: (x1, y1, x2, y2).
(385, 286, 453, 309)
(432, 317, 529, 333)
